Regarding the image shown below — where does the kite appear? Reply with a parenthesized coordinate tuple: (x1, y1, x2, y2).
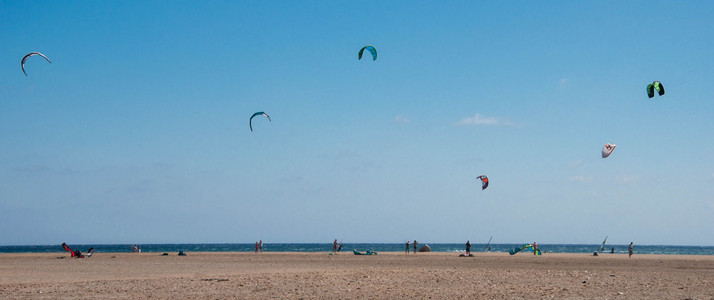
(21, 52, 51, 76)
(249, 112, 271, 132)
(61, 243, 94, 258)
(646, 81, 665, 98)
(509, 244, 541, 255)
(476, 175, 489, 190)
(602, 143, 616, 158)
(358, 45, 377, 61)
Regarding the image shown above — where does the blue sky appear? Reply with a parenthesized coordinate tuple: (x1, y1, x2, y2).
(1, 1, 713, 246)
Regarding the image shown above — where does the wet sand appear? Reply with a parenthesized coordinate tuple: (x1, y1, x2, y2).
(0, 252, 712, 299)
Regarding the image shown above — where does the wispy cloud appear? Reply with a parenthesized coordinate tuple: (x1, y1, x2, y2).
(455, 114, 514, 126)
(559, 78, 568, 86)
(394, 115, 411, 124)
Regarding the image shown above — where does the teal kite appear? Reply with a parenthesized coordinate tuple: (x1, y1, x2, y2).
(509, 244, 541, 255)
(646, 81, 665, 98)
(249, 112, 271, 132)
(358, 45, 377, 61)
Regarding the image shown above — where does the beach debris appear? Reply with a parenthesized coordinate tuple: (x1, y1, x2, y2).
(161, 253, 169, 256)
(602, 143, 616, 158)
(419, 244, 431, 252)
(618, 292, 624, 295)
(358, 45, 377, 61)
(646, 81, 665, 98)
(178, 251, 187, 256)
(249, 112, 271, 132)
(21, 52, 51, 76)
(476, 175, 489, 190)
(202, 278, 229, 282)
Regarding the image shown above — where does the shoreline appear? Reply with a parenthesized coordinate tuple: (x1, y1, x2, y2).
(2, 251, 714, 257)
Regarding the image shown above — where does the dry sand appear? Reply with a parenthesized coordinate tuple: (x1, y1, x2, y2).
(0, 251, 712, 299)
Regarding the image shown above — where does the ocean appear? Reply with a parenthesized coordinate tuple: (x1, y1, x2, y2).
(1, 243, 713, 255)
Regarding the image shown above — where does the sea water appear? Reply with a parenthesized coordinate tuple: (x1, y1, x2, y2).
(1, 243, 713, 255)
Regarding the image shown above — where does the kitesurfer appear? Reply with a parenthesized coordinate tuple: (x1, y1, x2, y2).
(259, 240, 263, 253)
(611, 247, 615, 254)
(533, 242, 538, 255)
(413, 240, 418, 254)
(405, 241, 410, 254)
(466, 241, 471, 255)
(629, 242, 633, 258)
(333, 239, 338, 253)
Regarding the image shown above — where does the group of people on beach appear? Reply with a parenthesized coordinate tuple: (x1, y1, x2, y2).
(255, 240, 263, 253)
(405, 240, 419, 253)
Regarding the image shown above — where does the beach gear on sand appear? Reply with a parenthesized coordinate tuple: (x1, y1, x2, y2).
(509, 244, 541, 255)
(61, 243, 94, 258)
(353, 249, 378, 255)
(418, 245, 431, 252)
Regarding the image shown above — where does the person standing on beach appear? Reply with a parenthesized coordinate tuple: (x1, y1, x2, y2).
(533, 242, 538, 255)
(259, 240, 263, 253)
(629, 242, 633, 258)
(333, 239, 338, 253)
(413, 240, 418, 254)
(466, 240, 471, 255)
(255, 242, 259, 253)
(405, 241, 410, 254)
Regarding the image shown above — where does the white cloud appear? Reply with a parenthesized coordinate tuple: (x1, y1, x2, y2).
(455, 114, 514, 126)
(394, 115, 411, 123)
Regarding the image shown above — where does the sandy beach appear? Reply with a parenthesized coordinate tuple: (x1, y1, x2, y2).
(0, 252, 712, 299)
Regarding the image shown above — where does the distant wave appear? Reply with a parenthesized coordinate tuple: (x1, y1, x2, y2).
(1, 243, 712, 255)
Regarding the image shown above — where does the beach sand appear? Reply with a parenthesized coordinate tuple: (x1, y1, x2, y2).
(1, 252, 712, 299)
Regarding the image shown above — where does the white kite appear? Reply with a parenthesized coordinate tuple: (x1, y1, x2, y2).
(602, 143, 616, 158)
